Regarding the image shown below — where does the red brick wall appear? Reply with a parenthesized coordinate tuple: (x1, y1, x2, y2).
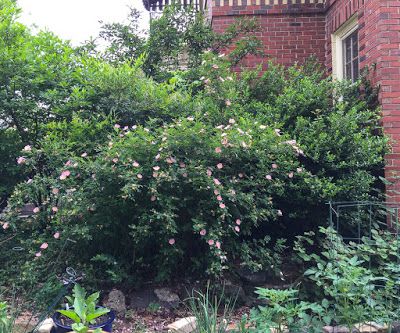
(211, 0, 326, 69)
(325, 0, 400, 201)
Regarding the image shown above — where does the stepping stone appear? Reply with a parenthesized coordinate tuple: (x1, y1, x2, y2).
(167, 317, 196, 333)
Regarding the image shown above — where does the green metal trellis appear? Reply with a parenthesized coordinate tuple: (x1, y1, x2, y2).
(327, 201, 400, 326)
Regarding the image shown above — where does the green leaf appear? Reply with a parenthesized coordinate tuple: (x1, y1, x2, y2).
(86, 292, 100, 305)
(73, 284, 87, 300)
(86, 308, 110, 323)
(57, 310, 81, 324)
(72, 323, 88, 333)
(73, 297, 86, 322)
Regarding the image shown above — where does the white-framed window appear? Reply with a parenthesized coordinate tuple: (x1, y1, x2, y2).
(331, 15, 359, 82)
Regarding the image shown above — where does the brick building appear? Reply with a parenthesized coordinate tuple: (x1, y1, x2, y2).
(144, 0, 400, 200)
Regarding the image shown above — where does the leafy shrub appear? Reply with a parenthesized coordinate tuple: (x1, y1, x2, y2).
(250, 288, 330, 333)
(2, 53, 388, 286)
(0, 0, 387, 285)
(4, 114, 309, 282)
(295, 227, 400, 329)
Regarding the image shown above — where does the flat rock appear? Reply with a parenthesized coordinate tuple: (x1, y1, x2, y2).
(129, 289, 158, 310)
(167, 316, 196, 333)
(237, 268, 268, 285)
(103, 289, 126, 314)
(354, 323, 379, 333)
(37, 318, 54, 333)
(154, 288, 180, 308)
(323, 326, 352, 333)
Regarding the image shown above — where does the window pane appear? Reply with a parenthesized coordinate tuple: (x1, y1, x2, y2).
(352, 34, 358, 59)
(345, 38, 352, 62)
(353, 59, 359, 81)
(342, 29, 359, 82)
(345, 63, 352, 80)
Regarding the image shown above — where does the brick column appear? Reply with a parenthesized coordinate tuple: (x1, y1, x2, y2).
(359, 0, 400, 200)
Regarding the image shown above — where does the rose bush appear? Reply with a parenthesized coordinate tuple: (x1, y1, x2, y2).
(4, 112, 314, 282)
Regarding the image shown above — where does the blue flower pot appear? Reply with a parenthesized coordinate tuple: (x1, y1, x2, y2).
(52, 307, 116, 333)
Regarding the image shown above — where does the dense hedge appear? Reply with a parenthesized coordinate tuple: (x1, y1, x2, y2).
(1, 58, 387, 286)
(0, 0, 387, 288)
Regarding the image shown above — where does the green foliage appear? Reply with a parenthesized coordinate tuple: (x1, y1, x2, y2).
(296, 227, 400, 329)
(98, 3, 262, 81)
(0, 301, 11, 333)
(58, 284, 109, 333)
(0, 0, 387, 289)
(0, 129, 23, 201)
(239, 237, 286, 274)
(146, 302, 161, 313)
(250, 288, 330, 333)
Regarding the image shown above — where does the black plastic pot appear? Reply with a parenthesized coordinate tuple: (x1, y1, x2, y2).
(52, 308, 116, 333)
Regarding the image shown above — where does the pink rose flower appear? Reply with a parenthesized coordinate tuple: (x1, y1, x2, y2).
(265, 175, 272, 180)
(217, 195, 223, 201)
(235, 226, 240, 232)
(133, 161, 140, 167)
(153, 166, 160, 171)
(213, 178, 221, 185)
(52, 207, 58, 213)
(40, 243, 48, 250)
(59, 170, 71, 180)
(33, 207, 40, 213)
(208, 239, 214, 246)
(112, 158, 118, 163)
(225, 100, 231, 106)
(23, 145, 32, 152)
(17, 157, 26, 165)
(150, 196, 156, 201)
(214, 189, 219, 195)
(297, 167, 303, 173)
(288, 172, 294, 178)
(81, 152, 88, 157)
(2, 222, 9, 230)
(114, 124, 121, 129)
(54, 232, 60, 239)
(229, 118, 235, 124)
(137, 174, 143, 179)
(217, 163, 223, 169)
(215, 147, 222, 154)
(207, 169, 212, 177)
(35, 252, 42, 257)
(272, 163, 278, 169)
(52, 188, 59, 195)
(219, 203, 226, 209)
(236, 219, 241, 225)
(179, 162, 186, 168)
(216, 241, 221, 249)
(200, 229, 207, 236)
(169, 238, 175, 245)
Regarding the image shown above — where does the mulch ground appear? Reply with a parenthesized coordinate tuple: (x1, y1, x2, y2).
(112, 306, 251, 333)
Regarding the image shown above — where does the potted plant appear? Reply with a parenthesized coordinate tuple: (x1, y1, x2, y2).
(53, 284, 115, 333)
